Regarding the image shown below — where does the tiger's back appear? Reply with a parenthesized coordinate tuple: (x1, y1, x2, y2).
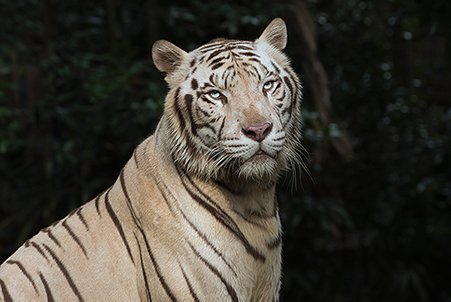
(0, 18, 302, 301)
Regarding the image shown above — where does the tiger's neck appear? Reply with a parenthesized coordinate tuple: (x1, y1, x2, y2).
(135, 121, 278, 218)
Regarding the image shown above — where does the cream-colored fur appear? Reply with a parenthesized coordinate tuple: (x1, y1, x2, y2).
(0, 18, 302, 301)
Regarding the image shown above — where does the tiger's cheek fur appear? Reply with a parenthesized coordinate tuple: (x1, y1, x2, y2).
(178, 76, 221, 146)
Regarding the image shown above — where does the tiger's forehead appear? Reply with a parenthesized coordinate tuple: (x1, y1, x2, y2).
(196, 39, 255, 53)
(193, 40, 260, 65)
(188, 39, 277, 87)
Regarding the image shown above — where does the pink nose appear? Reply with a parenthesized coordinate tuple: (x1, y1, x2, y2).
(242, 122, 273, 142)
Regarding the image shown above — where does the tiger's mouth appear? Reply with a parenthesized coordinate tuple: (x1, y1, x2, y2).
(247, 149, 276, 162)
(255, 149, 268, 157)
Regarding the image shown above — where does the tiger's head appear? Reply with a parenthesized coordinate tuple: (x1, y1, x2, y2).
(152, 18, 302, 189)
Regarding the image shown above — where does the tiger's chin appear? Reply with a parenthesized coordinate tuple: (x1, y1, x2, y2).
(236, 154, 280, 184)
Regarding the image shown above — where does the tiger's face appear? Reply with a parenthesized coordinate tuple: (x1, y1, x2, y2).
(152, 19, 302, 187)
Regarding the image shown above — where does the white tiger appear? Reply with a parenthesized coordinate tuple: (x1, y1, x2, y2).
(0, 18, 302, 301)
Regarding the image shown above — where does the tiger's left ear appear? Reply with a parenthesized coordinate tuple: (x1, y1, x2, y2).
(256, 18, 287, 50)
(152, 40, 187, 75)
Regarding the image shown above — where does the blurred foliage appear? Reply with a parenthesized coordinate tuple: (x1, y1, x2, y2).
(0, 0, 450, 301)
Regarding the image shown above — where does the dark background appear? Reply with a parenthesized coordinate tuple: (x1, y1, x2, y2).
(1, 0, 450, 301)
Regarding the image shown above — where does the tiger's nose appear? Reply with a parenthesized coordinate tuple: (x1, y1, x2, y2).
(242, 122, 273, 142)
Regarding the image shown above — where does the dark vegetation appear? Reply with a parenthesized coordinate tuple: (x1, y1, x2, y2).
(1, 0, 450, 301)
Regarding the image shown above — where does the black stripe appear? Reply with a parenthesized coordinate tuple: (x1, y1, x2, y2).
(231, 45, 254, 51)
(39, 272, 55, 302)
(200, 96, 215, 106)
(224, 73, 230, 88)
(198, 42, 224, 53)
(94, 194, 101, 215)
(271, 60, 280, 73)
(148, 173, 178, 216)
(282, 76, 294, 119)
(208, 74, 216, 85)
(94, 189, 107, 217)
(6, 260, 39, 294)
(62, 220, 88, 258)
(42, 228, 62, 249)
(218, 117, 226, 139)
(191, 78, 198, 90)
(211, 62, 225, 70)
(30, 242, 51, 263)
(133, 148, 140, 168)
(41, 243, 84, 302)
(237, 51, 259, 58)
(184, 94, 196, 133)
(105, 190, 135, 265)
(133, 233, 152, 302)
(183, 174, 233, 224)
(232, 210, 268, 231)
(200, 82, 214, 90)
(209, 56, 226, 66)
(267, 233, 282, 249)
(196, 106, 211, 118)
(273, 81, 282, 93)
(247, 57, 261, 63)
(179, 264, 200, 302)
(173, 88, 185, 129)
(246, 63, 261, 80)
(179, 169, 265, 262)
(273, 134, 285, 141)
(0, 279, 13, 302)
(120, 169, 152, 228)
(283, 75, 294, 97)
(188, 242, 238, 302)
(76, 208, 89, 230)
(140, 233, 177, 301)
(281, 103, 293, 118)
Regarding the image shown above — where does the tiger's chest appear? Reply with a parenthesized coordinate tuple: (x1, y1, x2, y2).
(136, 159, 283, 301)
(158, 205, 282, 301)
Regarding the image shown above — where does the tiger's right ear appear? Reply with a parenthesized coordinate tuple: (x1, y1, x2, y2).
(152, 40, 187, 74)
(256, 18, 287, 50)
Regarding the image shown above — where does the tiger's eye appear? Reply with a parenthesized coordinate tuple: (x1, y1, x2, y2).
(209, 90, 222, 99)
(263, 81, 274, 90)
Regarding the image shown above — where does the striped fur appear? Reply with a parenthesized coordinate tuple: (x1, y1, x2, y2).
(0, 18, 302, 301)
